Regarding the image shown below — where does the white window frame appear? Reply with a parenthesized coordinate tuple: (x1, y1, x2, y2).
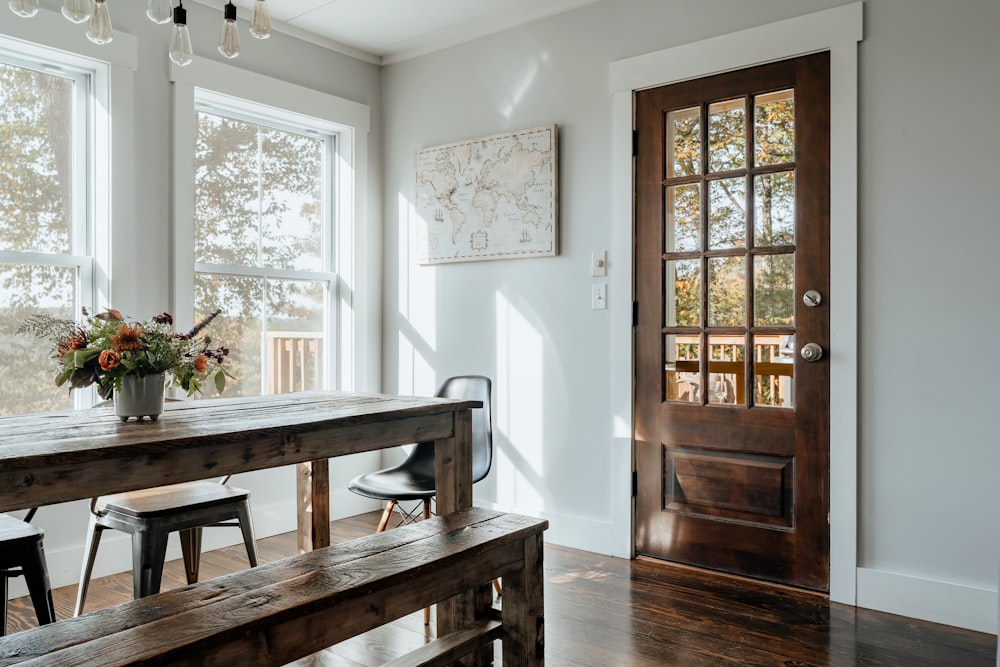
(171, 58, 374, 392)
(0, 8, 136, 409)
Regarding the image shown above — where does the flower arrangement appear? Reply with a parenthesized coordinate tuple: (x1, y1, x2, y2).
(17, 307, 232, 400)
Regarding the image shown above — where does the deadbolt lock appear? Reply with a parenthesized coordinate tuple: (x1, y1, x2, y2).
(803, 290, 823, 307)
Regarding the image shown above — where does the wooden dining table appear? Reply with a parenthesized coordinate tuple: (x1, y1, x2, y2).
(0, 390, 479, 635)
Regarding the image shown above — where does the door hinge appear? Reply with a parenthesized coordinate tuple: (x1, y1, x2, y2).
(632, 129, 638, 157)
(631, 470, 638, 497)
(632, 301, 638, 327)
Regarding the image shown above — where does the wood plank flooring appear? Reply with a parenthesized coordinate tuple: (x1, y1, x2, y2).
(4, 511, 996, 666)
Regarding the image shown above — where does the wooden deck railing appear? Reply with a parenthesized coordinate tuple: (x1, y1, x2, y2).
(266, 332, 323, 395)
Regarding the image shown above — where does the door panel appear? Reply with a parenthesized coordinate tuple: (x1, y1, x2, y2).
(634, 53, 830, 590)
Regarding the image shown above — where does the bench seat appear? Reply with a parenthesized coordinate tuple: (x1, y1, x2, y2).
(0, 507, 546, 667)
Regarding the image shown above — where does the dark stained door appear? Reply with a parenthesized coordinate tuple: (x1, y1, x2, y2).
(633, 53, 830, 590)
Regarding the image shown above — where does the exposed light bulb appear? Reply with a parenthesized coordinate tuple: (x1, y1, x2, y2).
(86, 0, 113, 44)
(146, 0, 173, 24)
(61, 0, 93, 23)
(169, 2, 193, 66)
(218, 1, 240, 58)
(9, 0, 40, 18)
(249, 0, 270, 39)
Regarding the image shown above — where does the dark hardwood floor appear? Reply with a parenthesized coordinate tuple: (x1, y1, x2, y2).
(5, 511, 996, 666)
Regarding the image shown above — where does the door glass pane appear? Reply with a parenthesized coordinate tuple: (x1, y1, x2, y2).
(754, 171, 795, 246)
(666, 184, 700, 253)
(666, 107, 701, 178)
(754, 334, 794, 408)
(0, 263, 76, 415)
(708, 256, 745, 326)
(260, 127, 325, 271)
(708, 98, 745, 172)
(0, 64, 75, 255)
(708, 335, 744, 405)
(266, 279, 326, 393)
(195, 273, 264, 398)
(754, 254, 794, 325)
(665, 259, 700, 327)
(754, 89, 794, 166)
(709, 178, 746, 249)
(665, 334, 700, 403)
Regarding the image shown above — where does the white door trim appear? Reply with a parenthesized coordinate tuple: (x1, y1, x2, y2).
(608, 2, 863, 605)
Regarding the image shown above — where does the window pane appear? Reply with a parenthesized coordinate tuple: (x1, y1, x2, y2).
(0, 63, 75, 255)
(195, 273, 263, 398)
(754, 171, 795, 246)
(755, 334, 794, 408)
(708, 256, 745, 327)
(754, 89, 794, 167)
(665, 259, 700, 327)
(666, 107, 701, 178)
(266, 279, 326, 393)
(260, 128, 324, 271)
(0, 263, 76, 415)
(665, 334, 700, 403)
(195, 112, 260, 266)
(708, 335, 744, 405)
(666, 184, 700, 253)
(754, 254, 794, 325)
(709, 178, 746, 249)
(708, 98, 745, 172)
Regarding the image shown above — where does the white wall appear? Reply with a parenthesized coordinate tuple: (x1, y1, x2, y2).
(4, 0, 383, 596)
(381, 0, 1000, 634)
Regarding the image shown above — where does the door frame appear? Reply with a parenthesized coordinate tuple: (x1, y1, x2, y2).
(608, 3, 863, 605)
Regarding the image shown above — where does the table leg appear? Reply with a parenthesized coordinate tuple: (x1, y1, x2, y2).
(435, 408, 476, 641)
(296, 459, 330, 553)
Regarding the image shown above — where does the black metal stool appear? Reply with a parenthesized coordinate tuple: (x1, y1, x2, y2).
(1, 512, 56, 636)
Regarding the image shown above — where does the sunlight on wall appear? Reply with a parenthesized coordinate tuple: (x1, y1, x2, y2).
(396, 192, 437, 394)
(499, 52, 550, 120)
(494, 290, 545, 510)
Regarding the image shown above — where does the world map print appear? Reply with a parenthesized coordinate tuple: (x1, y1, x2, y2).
(415, 125, 558, 264)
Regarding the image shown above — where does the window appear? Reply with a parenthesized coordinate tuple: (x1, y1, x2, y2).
(171, 58, 374, 396)
(0, 48, 93, 415)
(193, 97, 335, 396)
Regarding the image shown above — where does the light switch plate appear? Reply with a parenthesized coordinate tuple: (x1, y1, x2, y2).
(592, 283, 607, 310)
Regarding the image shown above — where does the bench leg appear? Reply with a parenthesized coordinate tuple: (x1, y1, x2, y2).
(2, 569, 7, 636)
(502, 533, 544, 666)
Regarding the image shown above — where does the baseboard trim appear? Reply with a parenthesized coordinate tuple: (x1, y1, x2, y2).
(857, 566, 997, 635)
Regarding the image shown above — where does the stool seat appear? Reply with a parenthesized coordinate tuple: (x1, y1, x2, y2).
(1, 513, 56, 637)
(96, 481, 252, 518)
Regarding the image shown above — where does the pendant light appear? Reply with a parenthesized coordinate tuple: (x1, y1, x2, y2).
(146, 0, 172, 24)
(218, 1, 240, 59)
(61, 0, 92, 23)
(169, 1, 194, 66)
(8, 0, 38, 17)
(86, 0, 113, 44)
(249, 0, 271, 39)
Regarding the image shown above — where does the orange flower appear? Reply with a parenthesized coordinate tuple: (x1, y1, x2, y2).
(56, 327, 88, 357)
(110, 323, 143, 352)
(193, 354, 208, 374)
(98, 349, 121, 371)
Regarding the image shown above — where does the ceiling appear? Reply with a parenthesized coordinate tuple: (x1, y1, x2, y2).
(193, 0, 598, 65)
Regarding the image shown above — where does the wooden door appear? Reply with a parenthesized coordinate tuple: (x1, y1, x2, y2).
(634, 53, 830, 590)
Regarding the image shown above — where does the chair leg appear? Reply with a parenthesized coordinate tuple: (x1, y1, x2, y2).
(376, 501, 396, 532)
(236, 500, 259, 568)
(179, 527, 203, 585)
(132, 526, 169, 599)
(21, 541, 55, 628)
(494, 577, 502, 598)
(2, 570, 8, 637)
(74, 517, 105, 617)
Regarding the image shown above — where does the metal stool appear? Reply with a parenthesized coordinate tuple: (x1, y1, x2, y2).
(1, 512, 56, 636)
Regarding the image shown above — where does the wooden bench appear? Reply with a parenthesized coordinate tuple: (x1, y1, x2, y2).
(0, 508, 547, 667)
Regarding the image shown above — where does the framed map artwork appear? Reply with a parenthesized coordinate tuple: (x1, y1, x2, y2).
(415, 125, 558, 264)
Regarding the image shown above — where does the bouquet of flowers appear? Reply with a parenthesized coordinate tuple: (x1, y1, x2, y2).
(18, 307, 232, 400)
